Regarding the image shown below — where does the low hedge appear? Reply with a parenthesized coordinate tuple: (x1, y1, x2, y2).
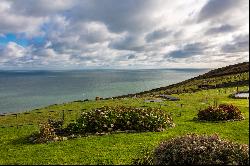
(133, 134, 249, 165)
(197, 104, 244, 121)
(65, 106, 174, 134)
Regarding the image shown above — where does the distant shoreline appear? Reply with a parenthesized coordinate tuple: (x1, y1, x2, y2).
(0, 62, 249, 112)
(0, 68, 208, 114)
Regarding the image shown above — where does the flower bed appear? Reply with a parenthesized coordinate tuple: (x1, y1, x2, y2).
(65, 106, 174, 134)
(133, 134, 249, 165)
(32, 106, 174, 143)
(197, 104, 244, 121)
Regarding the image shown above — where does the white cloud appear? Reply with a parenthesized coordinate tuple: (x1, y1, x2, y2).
(0, 42, 27, 58)
(0, 0, 248, 69)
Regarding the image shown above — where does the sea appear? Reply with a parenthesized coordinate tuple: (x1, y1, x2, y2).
(0, 69, 209, 113)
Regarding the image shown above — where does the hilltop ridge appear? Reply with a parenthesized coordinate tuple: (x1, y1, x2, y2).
(113, 62, 249, 98)
(197, 62, 249, 79)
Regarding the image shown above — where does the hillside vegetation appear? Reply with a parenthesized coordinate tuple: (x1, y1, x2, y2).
(199, 62, 249, 78)
(113, 62, 249, 98)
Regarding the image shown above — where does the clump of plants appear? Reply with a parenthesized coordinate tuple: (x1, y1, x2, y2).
(197, 104, 244, 121)
(65, 106, 174, 134)
(32, 106, 173, 143)
(31, 119, 67, 143)
(133, 133, 249, 165)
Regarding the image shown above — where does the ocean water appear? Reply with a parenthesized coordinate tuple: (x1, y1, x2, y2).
(0, 69, 209, 113)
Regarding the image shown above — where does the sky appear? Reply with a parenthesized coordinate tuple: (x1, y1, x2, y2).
(0, 0, 249, 70)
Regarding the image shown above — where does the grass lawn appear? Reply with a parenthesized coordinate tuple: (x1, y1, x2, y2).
(0, 86, 249, 165)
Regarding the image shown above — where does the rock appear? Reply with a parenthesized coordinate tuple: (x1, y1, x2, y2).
(98, 132, 106, 136)
(53, 137, 59, 141)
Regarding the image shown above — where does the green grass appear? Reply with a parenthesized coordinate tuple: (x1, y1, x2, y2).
(0, 86, 249, 165)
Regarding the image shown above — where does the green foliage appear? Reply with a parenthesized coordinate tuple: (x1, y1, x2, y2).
(66, 106, 174, 134)
(134, 134, 249, 165)
(197, 104, 244, 121)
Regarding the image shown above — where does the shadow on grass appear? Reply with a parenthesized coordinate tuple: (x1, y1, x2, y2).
(185, 118, 229, 123)
(9, 133, 39, 145)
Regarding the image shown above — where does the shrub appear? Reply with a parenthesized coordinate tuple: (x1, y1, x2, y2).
(133, 134, 249, 165)
(197, 104, 244, 121)
(32, 119, 65, 143)
(65, 106, 174, 134)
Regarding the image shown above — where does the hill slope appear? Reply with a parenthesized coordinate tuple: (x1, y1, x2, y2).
(113, 62, 249, 98)
(197, 62, 249, 79)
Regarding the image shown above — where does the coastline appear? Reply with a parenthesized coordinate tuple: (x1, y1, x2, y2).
(0, 62, 248, 114)
(0, 69, 208, 114)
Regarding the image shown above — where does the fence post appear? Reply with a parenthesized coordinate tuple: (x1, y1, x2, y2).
(62, 110, 65, 121)
(15, 114, 18, 129)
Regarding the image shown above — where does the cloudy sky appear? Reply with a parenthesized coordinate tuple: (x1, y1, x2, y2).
(0, 0, 249, 69)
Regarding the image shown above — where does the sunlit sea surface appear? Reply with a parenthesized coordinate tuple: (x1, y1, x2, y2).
(0, 69, 209, 113)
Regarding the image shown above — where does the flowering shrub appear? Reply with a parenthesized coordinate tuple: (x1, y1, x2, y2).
(32, 119, 64, 143)
(65, 106, 174, 134)
(197, 104, 244, 121)
(133, 134, 249, 165)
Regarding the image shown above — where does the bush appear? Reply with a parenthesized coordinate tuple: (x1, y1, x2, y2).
(133, 134, 249, 165)
(197, 104, 244, 121)
(32, 119, 65, 143)
(65, 106, 174, 134)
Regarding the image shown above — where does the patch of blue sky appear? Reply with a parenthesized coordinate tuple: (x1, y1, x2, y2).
(0, 33, 45, 47)
(0, 33, 28, 46)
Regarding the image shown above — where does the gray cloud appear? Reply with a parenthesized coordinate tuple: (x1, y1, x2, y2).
(205, 24, 236, 35)
(145, 28, 172, 42)
(70, 0, 161, 34)
(9, 0, 75, 16)
(70, 54, 97, 62)
(128, 54, 136, 59)
(109, 34, 145, 51)
(78, 22, 113, 44)
(221, 34, 249, 53)
(166, 42, 207, 59)
(197, 0, 242, 22)
(113, 54, 136, 62)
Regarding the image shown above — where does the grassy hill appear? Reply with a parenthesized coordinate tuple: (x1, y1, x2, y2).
(0, 62, 249, 165)
(199, 62, 249, 78)
(113, 62, 249, 98)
